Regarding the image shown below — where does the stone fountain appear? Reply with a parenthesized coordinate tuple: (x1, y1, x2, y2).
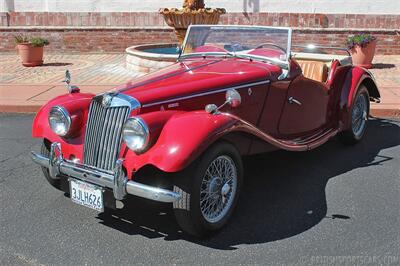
(159, 0, 226, 45)
(126, 0, 226, 74)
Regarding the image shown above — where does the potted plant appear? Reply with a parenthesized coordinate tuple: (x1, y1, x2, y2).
(15, 35, 49, 67)
(346, 33, 377, 69)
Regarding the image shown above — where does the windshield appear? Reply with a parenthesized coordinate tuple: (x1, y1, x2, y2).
(180, 25, 291, 66)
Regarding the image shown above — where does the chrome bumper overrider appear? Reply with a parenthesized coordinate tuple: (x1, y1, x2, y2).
(30, 142, 181, 203)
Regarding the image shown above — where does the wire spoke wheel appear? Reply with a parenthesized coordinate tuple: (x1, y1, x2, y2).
(338, 85, 370, 145)
(352, 92, 368, 138)
(200, 155, 237, 223)
(172, 142, 243, 237)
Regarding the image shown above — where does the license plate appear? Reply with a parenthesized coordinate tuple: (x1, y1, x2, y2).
(69, 179, 104, 212)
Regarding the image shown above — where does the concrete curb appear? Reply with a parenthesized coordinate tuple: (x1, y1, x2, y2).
(370, 108, 400, 119)
(1, 103, 399, 118)
(0, 104, 41, 113)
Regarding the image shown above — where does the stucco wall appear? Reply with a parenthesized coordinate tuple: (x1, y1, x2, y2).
(1, 0, 399, 14)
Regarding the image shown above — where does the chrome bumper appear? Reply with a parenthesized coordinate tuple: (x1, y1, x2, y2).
(30, 142, 181, 203)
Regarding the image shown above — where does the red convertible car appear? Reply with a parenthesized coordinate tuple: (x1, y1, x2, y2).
(31, 25, 380, 237)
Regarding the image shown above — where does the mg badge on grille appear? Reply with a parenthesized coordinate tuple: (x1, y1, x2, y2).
(102, 94, 113, 108)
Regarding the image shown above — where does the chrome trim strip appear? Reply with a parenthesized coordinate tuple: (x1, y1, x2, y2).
(222, 112, 338, 151)
(93, 92, 141, 109)
(142, 80, 270, 108)
(30, 145, 181, 203)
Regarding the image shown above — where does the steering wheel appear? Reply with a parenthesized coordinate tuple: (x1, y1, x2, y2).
(255, 43, 287, 53)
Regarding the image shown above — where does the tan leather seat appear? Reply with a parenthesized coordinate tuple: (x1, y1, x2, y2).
(296, 60, 328, 82)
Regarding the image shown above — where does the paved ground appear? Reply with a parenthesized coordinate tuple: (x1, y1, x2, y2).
(0, 53, 139, 85)
(0, 53, 399, 116)
(0, 113, 399, 265)
(0, 53, 141, 112)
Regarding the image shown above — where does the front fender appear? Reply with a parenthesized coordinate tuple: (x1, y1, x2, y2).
(124, 110, 316, 176)
(339, 67, 379, 130)
(32, 92, 94, 139)
(124, 111, 237, 174)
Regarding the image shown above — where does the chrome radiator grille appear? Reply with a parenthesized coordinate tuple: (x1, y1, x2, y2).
(83, 99, 130, 171)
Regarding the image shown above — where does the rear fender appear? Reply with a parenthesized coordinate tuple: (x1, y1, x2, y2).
(339, 67, 380, 130)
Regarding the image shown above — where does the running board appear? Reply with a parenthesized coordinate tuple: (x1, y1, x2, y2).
(278, 128, 338, 150)
(224, 113, 339, 152)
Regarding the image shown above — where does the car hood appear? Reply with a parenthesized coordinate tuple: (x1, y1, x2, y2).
(115, 58, 282, 106)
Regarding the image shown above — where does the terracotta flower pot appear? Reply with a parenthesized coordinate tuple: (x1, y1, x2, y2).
(17, 43, 44, 67)
(349, 40, 377, 69)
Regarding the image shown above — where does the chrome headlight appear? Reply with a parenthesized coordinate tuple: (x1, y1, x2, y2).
(48, 106, 71, 136)
(122, 117, 150, 152)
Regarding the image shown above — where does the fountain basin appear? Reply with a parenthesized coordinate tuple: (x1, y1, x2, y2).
(126, 43, 179, 74)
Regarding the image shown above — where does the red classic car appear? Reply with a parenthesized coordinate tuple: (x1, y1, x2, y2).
(31, 25, 380, 237)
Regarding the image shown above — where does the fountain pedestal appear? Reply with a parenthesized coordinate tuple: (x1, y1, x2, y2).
(159, 7, 226, 45)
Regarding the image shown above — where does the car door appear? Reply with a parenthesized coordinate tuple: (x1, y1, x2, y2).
(278, 75, 330, 136)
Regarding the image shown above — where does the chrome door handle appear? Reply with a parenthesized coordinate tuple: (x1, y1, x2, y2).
(288, 97, 302, 106)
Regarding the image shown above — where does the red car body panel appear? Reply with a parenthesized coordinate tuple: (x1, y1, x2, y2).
(32, 93, 93, 139)
(117, 58, 282, 106)
(32, 55, 379, 179)
(278, 75, 330, 136)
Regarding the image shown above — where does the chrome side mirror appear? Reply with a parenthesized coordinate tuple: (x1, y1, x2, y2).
(226, 89, 241, 108)
(205, 89, 241, 114)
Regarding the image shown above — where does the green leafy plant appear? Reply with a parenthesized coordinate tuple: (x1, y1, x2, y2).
(14, 35, 49, 47)
(183, 0, 205, 9)
(346, 34, 376, 50)
(29, 37, 50, 47)
(14, 35, 29, 44)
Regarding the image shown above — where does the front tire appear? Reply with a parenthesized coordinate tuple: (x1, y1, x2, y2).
(338, 85, 370, 145)
(41, 139, 61, 190)
(172, 142, 243, 237)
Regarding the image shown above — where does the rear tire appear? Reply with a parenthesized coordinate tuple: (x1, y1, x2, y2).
(172, 142, 243, 237)
(338, 85, 370, 145)
(41, 139, 61, 190)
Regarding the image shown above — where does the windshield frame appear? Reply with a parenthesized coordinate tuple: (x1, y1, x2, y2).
(178, 25, 292, 68)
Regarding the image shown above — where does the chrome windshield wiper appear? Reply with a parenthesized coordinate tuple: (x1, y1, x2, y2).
(178, 52, 235, 61)
(233, 53, 289, 69)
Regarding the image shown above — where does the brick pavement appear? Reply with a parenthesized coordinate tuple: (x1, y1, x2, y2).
(0, 53, 141, 112)
(0, 53, 398, 117)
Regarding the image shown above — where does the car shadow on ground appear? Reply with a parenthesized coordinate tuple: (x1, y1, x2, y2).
(96, 119, 399, 250)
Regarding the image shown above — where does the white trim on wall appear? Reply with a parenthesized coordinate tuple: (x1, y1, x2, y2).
(1, 0, 399, 14)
